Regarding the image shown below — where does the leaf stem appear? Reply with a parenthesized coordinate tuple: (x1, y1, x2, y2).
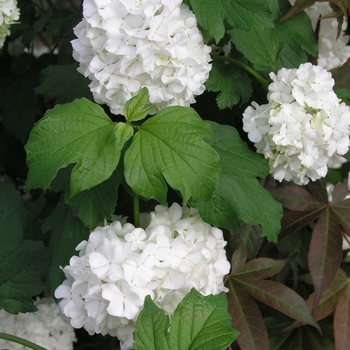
(0, 333, 47, 350)
(133, 195, 140, 227)
(212, 55, 270, 90)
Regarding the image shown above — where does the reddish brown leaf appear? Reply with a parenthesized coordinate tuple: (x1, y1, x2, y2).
(269, 186, 324, 212)
(279, 0, 317, 22)
(331, 179, 349, 204)
(230, 242, 248, 274)
(308, 208, 343, 313)
(227, 279, 269, 350)
(307, 179, 329, 203)
(259, 209, 323, 255)
(234, 277, 320, 331)
(306, 268, 349, 322)
(329, 0, 350, 17)
(331, 205, 350, 235)
(334, 283, 350, 350)
(237, 257, 290, 279)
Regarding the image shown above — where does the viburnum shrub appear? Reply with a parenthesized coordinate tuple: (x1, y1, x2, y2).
(1, 1, 350, 350)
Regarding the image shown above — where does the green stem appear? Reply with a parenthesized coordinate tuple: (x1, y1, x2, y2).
(212, 55, 270, 91)
(0, 333, 47, 350)
(133, 195, 140, 227)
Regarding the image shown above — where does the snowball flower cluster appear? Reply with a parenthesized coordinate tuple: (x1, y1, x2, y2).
(55, 203, 230, 350)
(0, 0, 20, 49)
(72, 0, 212, 115)
(0, 297, 76, 350)
(243, 62, 350, 185)
(290, 0, 350, 70)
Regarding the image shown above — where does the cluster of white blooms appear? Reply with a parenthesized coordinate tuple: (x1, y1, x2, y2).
(72, 0, 212, 115)
(243, 62, 350, 185)
(55, 203, 230, 350)
(0, 297, 76, 350)
(0, 0, 20, 49)
(290, 0, 350, 70)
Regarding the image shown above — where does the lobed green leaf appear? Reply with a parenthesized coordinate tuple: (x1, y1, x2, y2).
(124, 106, 220, 204)
(192, 122, 282, 241)
(25, 98, 133, 197)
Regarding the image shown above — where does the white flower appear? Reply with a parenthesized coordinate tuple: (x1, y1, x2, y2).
(243, 63, 350, 185)
(71, 0, 212, 115)
(0, 0, 20, 49)
(0, 297, 76, 350)
(55, 202, 230, 350)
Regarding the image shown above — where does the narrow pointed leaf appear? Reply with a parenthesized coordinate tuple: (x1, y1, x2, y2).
(308, 208, 343, 312)
(306, 268, 349, 322)
(134, 295, 170, 350)
(124, 106, 220, 204)
(25, 98, 133, 197)
(269, 186, 325, 211)
(330, 179, 349, 204)
(235, 277, 319, 330)
(334, 284, 350, 350)
(123, 87, 155, 122)
(331, 203, 350, 235)
(279, 0, 317, 21)
(227, 279, 269, 350)
(238, 257, 290, 279)
(230, 243, 248, 274)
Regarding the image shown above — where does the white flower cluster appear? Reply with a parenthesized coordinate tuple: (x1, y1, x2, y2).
(0, 0, 20, 49)
(243, 62, 350, 185)
(0, 297, 76, 350)
(72, 0, 212, 115)
(290, 0, 350, 70)
(55, 203, 230, 350)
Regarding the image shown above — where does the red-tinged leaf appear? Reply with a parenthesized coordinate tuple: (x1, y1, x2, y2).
(234, 277, 320, 331)
(331, 205, 350, 235)
(307, 179, 329, 203)
(269, 186, 324, 211)
(329, 0, 350, 17)
(279, 0, 316, 22)
(227, 279, 269, 350)
(334, 283, 350, 350)
(306, 268, 349, 322)
(308, 208, 343, 313)
(237, 257, 290, 279)
(230, 243, 248, 274)
(331, 179, 349, 204)
(259, 209, 323, 255)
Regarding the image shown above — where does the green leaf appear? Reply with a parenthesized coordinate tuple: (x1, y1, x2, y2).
(65, 168, 120, 229)
(206, 60, 252, 109)
(123, 87, 155, 122)
(134, 289, 238, 350)
(124, 106, 220, 204)
(0, 182, 27, 242)
(0, 240, 48, 314)
(191, 122, 282, 241)
(189, 0, 275, 43)
(42, 198, 90, 293)
(275, 11, 318, 69)
(134, 296, 170, 350)
(35, 63, 94, 104)
(25, 98, 134, 197)
(228, 26, 283, 71)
